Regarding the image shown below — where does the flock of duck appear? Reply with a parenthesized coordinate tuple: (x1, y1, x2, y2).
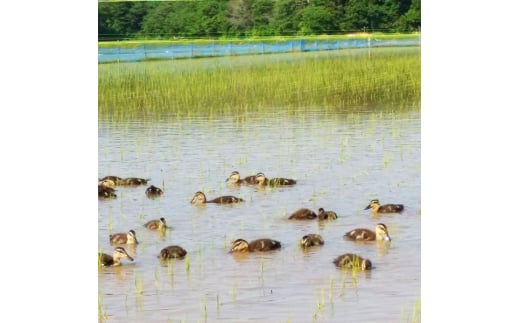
(98, 171, 404, 271)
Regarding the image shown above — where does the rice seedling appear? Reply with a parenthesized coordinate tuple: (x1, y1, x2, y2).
(229, 282, 238, 302)
(99, 47, 420, 121)
(185, 254, 190, 273)
(258, 260, 264, 282)
(200, 297, 208, 322)
(329, 276, 334, 305)
(135, 273, 143, 295)
(98, 292, 107, 322)
(216, 293, 222, 311)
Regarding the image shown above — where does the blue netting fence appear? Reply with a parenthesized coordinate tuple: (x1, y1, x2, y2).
(98, 36, 420, 63)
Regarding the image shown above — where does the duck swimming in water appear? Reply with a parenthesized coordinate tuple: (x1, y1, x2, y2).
(364, 199, 404, 216)
(229, 238, 282, 252)
(344, 223, 391, 241)
(99, 247, 134, 267)
(333, 253, 372, 270)
(190, 191, 244, 204)
(109, 230, 139, 245)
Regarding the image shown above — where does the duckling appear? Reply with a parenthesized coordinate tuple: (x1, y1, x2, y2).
(99, 247, 134, 267)
(99, 176, 124, 185)
(159, 245, 187, 260)
(364, 199, 404, 216)
(144, 217, 167, 230)
(254, 172, 296, 186)
(98, 184, 117, 199)
(190, 191, 244, 204)
(288, 208, 317, 220)
(109, 230, 139, 245)
(121, 177, 150, 186)
(318, 208, 338, 221)
(344, 223, 391, 241)
(226, 171, 258, 185)
(333, 253, 372, 270)
(99, 179, 116, 188)
(300, 234, 324, 248)
(145, 185, 164, 198)
(230, 238, 281, 252)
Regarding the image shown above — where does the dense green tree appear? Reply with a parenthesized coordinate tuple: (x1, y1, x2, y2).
(270, 0, 301, 35)
(98, 0, 421, 40)
(298, 5, 336, 35)
(198, 0, 230, 37)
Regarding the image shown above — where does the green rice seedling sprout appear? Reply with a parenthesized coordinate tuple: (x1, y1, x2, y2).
(200, 297, 208, 322)
(98, 291, 106, 322)
(107, 217, 113, 234)
(258, 260, 264, 282)
(185, 254, 190, 273)
(135, 273, 143, 295)
(230, 282, 238, 302)
(154, 267, 159, 294)
(382, 153, 393, 169)
(216, 293, 221, 311)
(329, 276, 334, 305)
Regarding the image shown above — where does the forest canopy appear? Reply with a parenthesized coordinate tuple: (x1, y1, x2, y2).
(99, 0, 421, 40)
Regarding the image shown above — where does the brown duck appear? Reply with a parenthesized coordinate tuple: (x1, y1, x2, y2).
(144, 217, 168, 230)
(159, 245, 187, 260)
(333, 253, 372, 270)
(109, 230, 139, 245)
(364, 199, 404, 216)
(146, 185, 164, 198)
(191, 191, 244, 204)
(226, 171, 258, 185)
(229, 238, 281, 252)
(254, 172, 296, 186)
(99, 247, 134, 267)
(98, 184, 117, 199)
(344, 223, 391, 241)
(300, 234, 324, 248)
(288, 208, 317, 220)
(318, 208, 338, 221)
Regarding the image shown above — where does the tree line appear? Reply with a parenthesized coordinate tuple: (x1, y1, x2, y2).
(99, 0, 421, 41)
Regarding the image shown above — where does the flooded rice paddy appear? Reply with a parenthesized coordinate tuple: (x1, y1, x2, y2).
(98, 109, 420, 322)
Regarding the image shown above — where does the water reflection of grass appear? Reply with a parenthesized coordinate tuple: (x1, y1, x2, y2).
(99, 47, 420, 120)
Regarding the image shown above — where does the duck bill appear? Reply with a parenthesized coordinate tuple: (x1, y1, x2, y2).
(125, 253, 134, 261)
(364, 204, 371, 210)
(190, 197, 197, 204)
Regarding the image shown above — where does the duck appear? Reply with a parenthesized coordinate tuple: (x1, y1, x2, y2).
(190, 191, 244, 204)
(300, 234, 324, 248)
(318, 208, 338, 221)
(98, 184, 117, 199)
(109, 230, 139, 245)
(145, 185, 164, 198)
(121, 177, 150, 186)
(364, 199, 404, 216)
(144, 217, 167, 230)
(159, 245, 187, 260)
(99, 176, 124, 185)
(288, 208, 317, 220)
(99, 179, 116, 188)
(229, 238, 281, 252)
(226, 171, 258, 185)
(333, 253, 372, 270)
(254, 172, 296, 186)
(99, 247, 134, 267)
(344, 223, 391, 241)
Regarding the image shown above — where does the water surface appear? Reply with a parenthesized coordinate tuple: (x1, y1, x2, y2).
(99, 109, 420, 322)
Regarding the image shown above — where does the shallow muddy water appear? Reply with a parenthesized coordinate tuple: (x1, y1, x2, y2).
(98, 109, 420, 322)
